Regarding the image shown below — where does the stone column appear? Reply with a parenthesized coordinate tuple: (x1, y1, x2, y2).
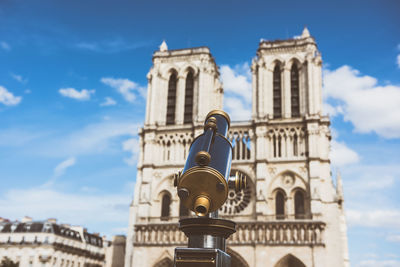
(145, 74, 152, 125)
(251, 62, 258, 119)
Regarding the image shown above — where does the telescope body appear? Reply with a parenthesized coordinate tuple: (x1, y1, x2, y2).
(177, 110, 232, 216)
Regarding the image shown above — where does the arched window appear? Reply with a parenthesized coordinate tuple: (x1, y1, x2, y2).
(274, 254, 306, 267)
(273, 65, 282, 119)
(293, 134, 298, 156)
(275, 191, 285, 220)
(291, 64, 300, 117)
(166, 72, 177, 125)
(184, 70, 194, 124)
(179, 200, 189, 217)
(161, 193, 171, 220)
(278, 135, 282, 157)
(294, 191, 305, 219)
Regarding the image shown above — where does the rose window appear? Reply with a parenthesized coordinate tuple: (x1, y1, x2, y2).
(219, 171, 252, 215)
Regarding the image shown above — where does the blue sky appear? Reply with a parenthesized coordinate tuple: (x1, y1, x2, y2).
(1, 1, 399, 266)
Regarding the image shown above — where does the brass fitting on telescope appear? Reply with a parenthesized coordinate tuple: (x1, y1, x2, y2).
(193, 196, 211, 216)
(228, 171, 247, 192)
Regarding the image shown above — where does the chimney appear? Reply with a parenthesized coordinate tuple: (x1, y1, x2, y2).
(21, 216, 33, 223)
(47, 218, 57, 224)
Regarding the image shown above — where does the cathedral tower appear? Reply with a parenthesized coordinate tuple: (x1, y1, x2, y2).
(125, 29, 349, 267)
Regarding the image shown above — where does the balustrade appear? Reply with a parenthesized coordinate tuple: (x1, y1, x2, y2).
(228, 125, 253, 162)
(133, 221, 325, 246)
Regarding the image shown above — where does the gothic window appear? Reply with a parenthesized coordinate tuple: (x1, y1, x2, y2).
(278, 135, 282, 157)
(184, 70, 194, 124)
(294, 191, 305, 219)
(166, 72, 177, 125)
(275, 190, 285, 220)
(179, 200, 189, 217)
(291, 64, 300, 117)
(273, 65, 282, 119)
(293, 134, 298, 156)
(166, 141, 171, 161)
(161, 193, 171, 220)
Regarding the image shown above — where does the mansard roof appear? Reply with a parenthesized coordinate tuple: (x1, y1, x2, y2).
(0, 220, 103, 247)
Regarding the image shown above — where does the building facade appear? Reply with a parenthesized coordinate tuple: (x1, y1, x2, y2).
(0, 217, 120, 267)
(125, 28, 349, 267)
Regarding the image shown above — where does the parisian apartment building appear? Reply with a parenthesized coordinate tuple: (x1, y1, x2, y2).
(0, 216, 125, 267)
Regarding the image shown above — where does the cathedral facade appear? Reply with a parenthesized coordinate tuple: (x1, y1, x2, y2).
(125, 28, 349, 267)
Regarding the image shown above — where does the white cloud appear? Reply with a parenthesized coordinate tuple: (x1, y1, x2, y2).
(0, 85, 22, 106)
(357, 259, 400, 267)
(122, 138, 139, 166)
(101, 77, 145, 103)
(100, 97, 117, 107)
(397, 54, 400, 69)
(347, 209, 400, 229)
(387, 235, 400, 243)
(0, 41, 10, 51)
(323, 65, 400, 138)
(323, 102, 343, 117)
(0, 186, 130, 236)
(59, 88, 95, 101)
(10, 73, 27, 84)
(224, 96, 252, 121)
(221, 63, 252, 121)
(330, 140, 360, 166)
(75, 39, 146, 53)
(0, 128, 47, 147)
(54, 157, 76, 178)
(220, 63, 252, 103)
(37, 120, 139, 159)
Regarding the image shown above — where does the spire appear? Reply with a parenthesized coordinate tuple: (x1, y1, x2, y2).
(301, 26, 310, 38)
(336, 170, 344, 201)
(159, 40, 168, 52)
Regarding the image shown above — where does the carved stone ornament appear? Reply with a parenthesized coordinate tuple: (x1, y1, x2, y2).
(282, 174, 295, 188)
(268, 167, 277, 176)
(153, 172, 162, 179)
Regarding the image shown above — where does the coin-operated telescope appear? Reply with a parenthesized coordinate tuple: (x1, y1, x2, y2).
(174, 110, 247, 267)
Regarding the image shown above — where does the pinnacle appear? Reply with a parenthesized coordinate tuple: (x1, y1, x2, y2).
(301, 26, 310, 38)
(159, 40, 168, 52)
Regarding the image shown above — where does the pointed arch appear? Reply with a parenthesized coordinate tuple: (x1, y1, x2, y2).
(274, 254, 306, 267)
(275, 189, 286, 220)
(153, 257, 173, 267)
(273, 64, 282, 119)
(166, 70, 177, 125)
(227, 248, 249, 267)
(160, 191, 171, 220)
(294, 189, 306, 219)
(184, 68, 194, 123)
(291, 63, 300, 117)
